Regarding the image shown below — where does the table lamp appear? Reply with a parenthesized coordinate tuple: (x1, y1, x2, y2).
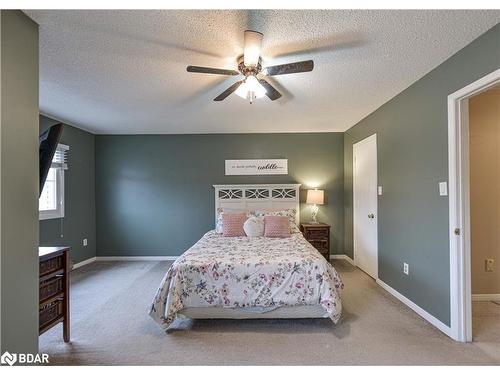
(306, 189, 324, 224)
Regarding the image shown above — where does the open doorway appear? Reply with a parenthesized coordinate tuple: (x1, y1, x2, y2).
(448, 69, 500, 342)
(469, 86, 500, 346)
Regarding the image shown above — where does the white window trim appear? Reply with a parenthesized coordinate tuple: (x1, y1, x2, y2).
(39, 144, 68, 220)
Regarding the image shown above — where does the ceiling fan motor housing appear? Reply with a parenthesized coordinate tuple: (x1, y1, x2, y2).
(238, 55, 262, 77)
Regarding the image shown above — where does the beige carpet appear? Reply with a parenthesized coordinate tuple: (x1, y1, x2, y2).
(38, 260, 500, 365)
(472, 299, 500, 361)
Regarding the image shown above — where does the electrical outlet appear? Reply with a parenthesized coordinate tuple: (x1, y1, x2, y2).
(378, 186, 383, 195)
(485, 258, 494, 272)
(403, 262, 409, 275)
(83, 238, 88, 247)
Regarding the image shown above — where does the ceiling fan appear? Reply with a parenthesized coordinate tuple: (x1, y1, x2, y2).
(186, 30, 314, 104)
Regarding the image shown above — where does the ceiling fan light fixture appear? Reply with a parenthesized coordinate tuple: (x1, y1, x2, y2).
(235, 75, 267, 103)
(243, 30, 263, 67)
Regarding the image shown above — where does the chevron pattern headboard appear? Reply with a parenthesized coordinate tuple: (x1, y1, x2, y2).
(213, 184, 301, 226)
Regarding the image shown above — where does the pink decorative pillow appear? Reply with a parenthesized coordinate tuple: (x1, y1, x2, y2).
(264, 216, 291, 238)
(216, 208, 246, 233)
(222, 213, 247, 237)
(253, 208, 299, 233)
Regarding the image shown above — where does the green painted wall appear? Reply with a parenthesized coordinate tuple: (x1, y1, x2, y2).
(39, 115, 96, 264)
(344, 23, 500, 326)
(96, 133, 344, 257)
(0, 10, 39, 354)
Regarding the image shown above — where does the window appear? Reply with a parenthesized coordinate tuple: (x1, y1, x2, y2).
(39, 144, 68, 220)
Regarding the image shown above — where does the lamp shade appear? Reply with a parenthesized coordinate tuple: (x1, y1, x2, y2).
(306, 189, 324, 205)
(235, 75, 267, 100)
(243, 30, 263, 67)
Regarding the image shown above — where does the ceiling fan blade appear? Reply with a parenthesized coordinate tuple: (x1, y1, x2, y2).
(264, 60, 314, 76)
(258, 79, 282, 101)
(213, 81, 244, 101)
(187, 66, 239, 76)
(243, 30, 263, 67)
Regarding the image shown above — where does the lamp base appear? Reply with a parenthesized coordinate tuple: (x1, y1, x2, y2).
(310, 204, 319, 224)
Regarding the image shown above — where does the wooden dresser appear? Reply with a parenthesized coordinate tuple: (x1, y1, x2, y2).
(39, 247, 70, 342)
(300, 223, 331, 261)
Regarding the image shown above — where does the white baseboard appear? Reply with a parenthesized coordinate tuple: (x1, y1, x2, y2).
(73, 256, 178, 269)
(472, 294, 500, 302)
(330, 254, 355, 265)
(72, 256, 96, 269)
(96, 256, 178, 261)
(376, 279, 452, 338)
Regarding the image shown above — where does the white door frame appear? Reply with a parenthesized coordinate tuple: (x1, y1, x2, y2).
(353, 133, 378, 279)
(448, 68, 500, 342)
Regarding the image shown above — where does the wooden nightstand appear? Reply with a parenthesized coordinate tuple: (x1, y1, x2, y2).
(300, 223, 330, 261)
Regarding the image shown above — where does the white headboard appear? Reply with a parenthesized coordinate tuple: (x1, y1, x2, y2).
(213, 184, 301, 225)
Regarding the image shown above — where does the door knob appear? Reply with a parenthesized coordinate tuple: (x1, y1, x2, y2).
(368, 213, 375, 219)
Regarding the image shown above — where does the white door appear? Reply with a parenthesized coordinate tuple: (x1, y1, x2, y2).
(353, 134, 378, 279)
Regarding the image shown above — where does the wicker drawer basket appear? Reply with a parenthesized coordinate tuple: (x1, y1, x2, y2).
(305, 228, 329, 240)
(40, 255, 63, 276)
(39, 299, 64, 328)
(309, 239, 328, 253)
(40, 276, 63, 302)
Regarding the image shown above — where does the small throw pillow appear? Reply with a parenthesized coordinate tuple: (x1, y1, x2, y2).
(243, 216, 264, 237)
(222, 213, 247, 237)
(216, 208, 246, 233)
(264, 216, 291, 238)
(253, 208, 299, 233)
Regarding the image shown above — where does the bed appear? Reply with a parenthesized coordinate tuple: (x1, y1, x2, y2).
(149, 184, 343, 331)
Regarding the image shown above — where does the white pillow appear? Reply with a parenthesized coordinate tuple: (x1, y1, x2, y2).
(243, 216, 264, 237)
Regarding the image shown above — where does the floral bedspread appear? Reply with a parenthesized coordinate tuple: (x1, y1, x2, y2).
(149, 230, 343, 330)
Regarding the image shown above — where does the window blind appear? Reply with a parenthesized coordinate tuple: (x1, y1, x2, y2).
(52, 143, 69, 170)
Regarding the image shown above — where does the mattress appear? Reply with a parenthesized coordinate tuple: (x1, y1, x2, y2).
(149, 230, 343, 331)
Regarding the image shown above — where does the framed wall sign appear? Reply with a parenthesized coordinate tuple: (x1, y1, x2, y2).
(225, 159, 288, 175)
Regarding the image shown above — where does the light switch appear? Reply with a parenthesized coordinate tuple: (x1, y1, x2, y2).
(378, 186, 383, 195)
(439, 182, 448, 196)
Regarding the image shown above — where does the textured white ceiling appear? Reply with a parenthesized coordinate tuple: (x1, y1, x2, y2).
(25, 10, 500, 134)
